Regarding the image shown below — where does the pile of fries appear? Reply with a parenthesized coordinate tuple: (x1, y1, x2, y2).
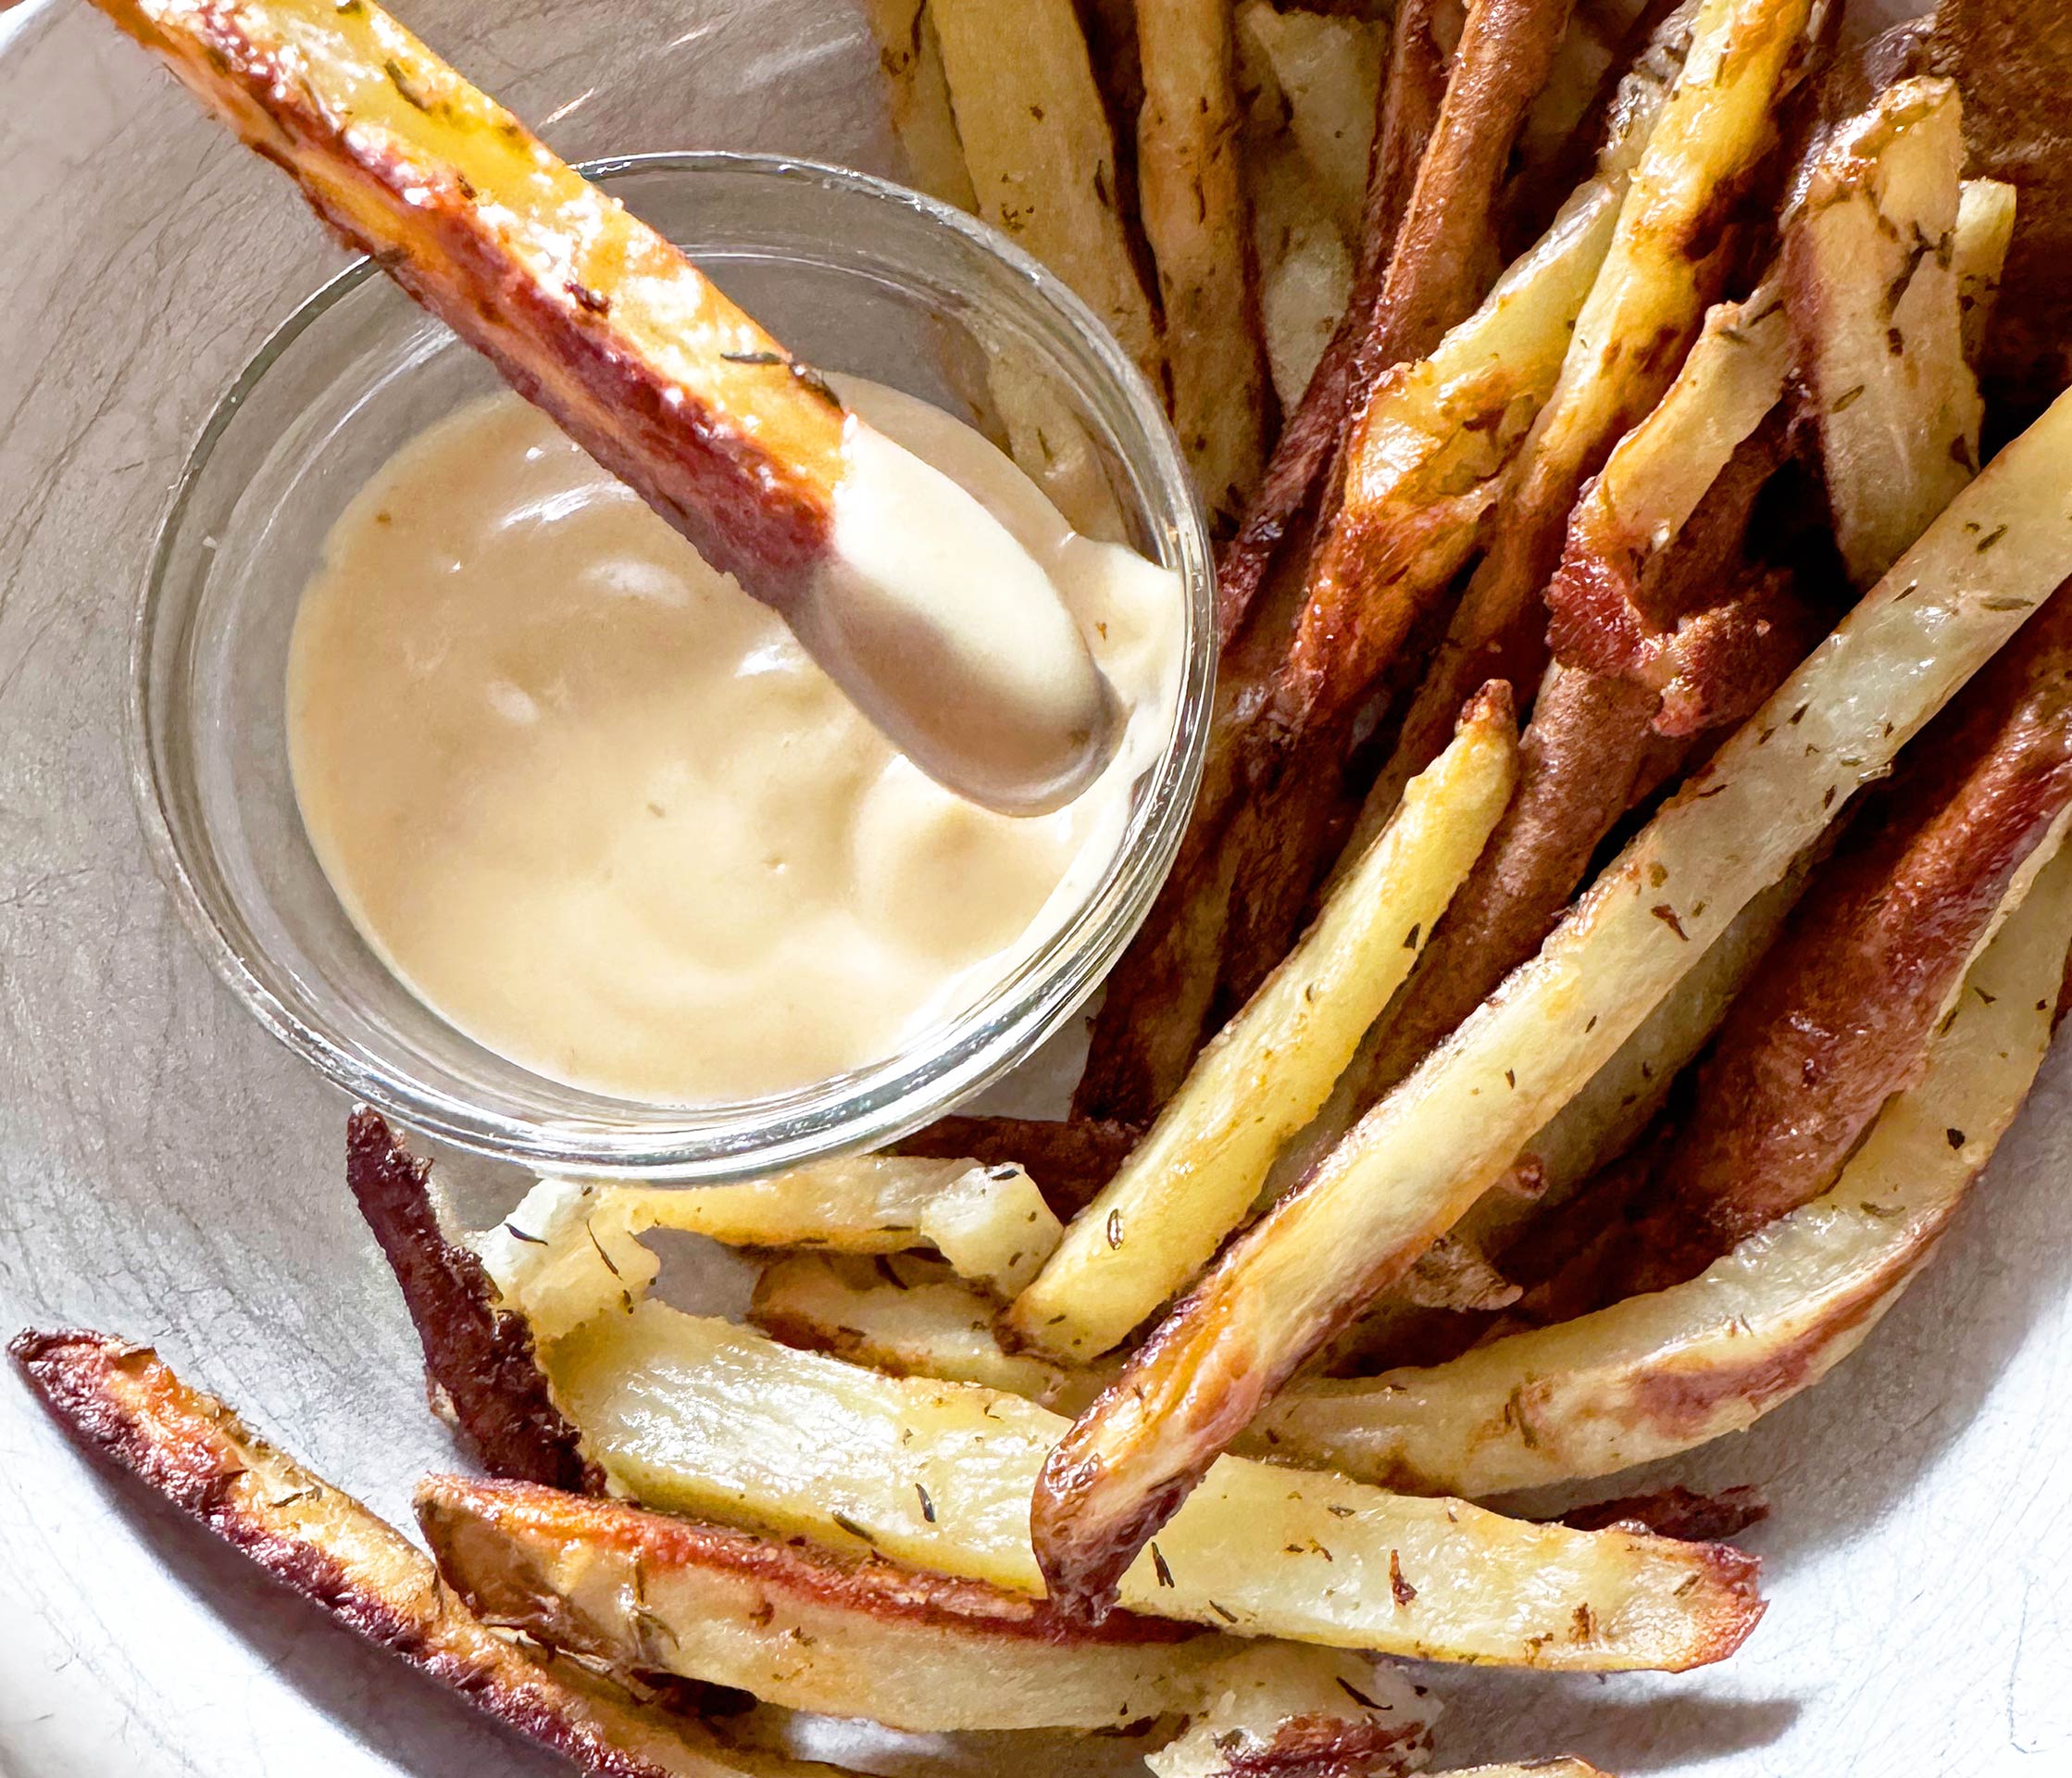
(20, 0, 2072, 1773)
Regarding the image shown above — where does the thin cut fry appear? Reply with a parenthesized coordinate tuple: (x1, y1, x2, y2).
(543, 1302, 1764, 1669)
(1030, 385, 2072, 1612)
(9, 1330, 822, 1778)
(1250, 838, 2072, 1496)
(473, 1156, 1063, 1344)
(1785, 77, 1979, 587)
(1010, 688, 1519, 1360)
(930, 0, 1162, 378)
(1136, 0, 1271, 528)
(860, 0, 977, 208)
(892, 1114, 1141, 1219)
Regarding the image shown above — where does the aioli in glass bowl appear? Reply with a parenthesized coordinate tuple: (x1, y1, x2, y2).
(285, 375, 1181, 1104)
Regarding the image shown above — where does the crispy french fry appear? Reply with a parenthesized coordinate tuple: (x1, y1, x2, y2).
(1365, 0, 1816, 833)
(752, 1252, 1118, 1412)
(9, 1331, 823, 1778)
(346, 1108, 601, 1493)
(930, 0, 1162, 379)
(1142, 1644, 1435, 1778)
(1137, 0, 1272, 529)
(1579, 593, 2072, 1301)
(1437, 1765, 1615, 1778)
(542, 1300, 1763, 1669)
(860, 0, 977, 208)
(473, 1157, 1063, 1344)
(89, 0, 855, 603)
(417, 1474, 1246, 1733)
(1009, 688, 1520, 1361)
(1249, 837, 2072, 1495)
(1952, 177, 2016, 367)
(1030, 385, 2072, 1612)
(1786, 77, 1979, 587)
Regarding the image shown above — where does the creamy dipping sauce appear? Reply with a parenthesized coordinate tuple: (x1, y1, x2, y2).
(286, 380, 1180, 1103)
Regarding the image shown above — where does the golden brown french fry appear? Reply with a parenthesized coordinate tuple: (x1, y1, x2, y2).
(472, 1156, 1063, 1344)
(1249, 837, 2072, 1495)
(1786, 77, 1978, 587)
(1953, 177, 2016, 367)
(1008, 688, 1519, 1360)
(417, 1473, 1246, 1733)
(543, 1302, 1763, 1670)
(930, 0, 1162, 379)
(9, 1331, 824, 1778)
(1030, 384, 2072, 1613)
(860, 0, 977, 208)
(89, 0, 857, 606)
(1136, 0, 1272, 529)
(1364, 0, 1817, 830)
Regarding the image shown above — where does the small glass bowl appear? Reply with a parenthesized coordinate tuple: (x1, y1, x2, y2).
(130, 152, 1213, 1183)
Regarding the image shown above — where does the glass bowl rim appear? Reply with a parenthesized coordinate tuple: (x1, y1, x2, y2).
(126, 147, 1215, 1182)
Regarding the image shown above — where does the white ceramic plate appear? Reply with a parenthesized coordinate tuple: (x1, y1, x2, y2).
(1, 2, 2065, 1773)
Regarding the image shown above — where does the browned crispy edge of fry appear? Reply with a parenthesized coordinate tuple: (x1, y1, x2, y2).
(95, 0, 846, 599)
(1205, 1713, 1438, 1778)
(345, 1107, 601, 1493)
(1591, 588, 2072, 1296)
(1076, 0, 1573, 1117)
(1352, 421, 1808, 1106)
(1211, 0, 1447, 651)
(891, 1114, 1139, 1218)
(1559, 1484, 1768, 1544)
(418, 1472, 1197, 1650)
(1929, 0, 2072, 421)
(8, 1329, 808, 1778)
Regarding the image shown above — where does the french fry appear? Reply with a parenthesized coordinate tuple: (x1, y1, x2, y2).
(1248, 837, 2072, 1496)
(1928, 0, 2072, 408)
(1136, 0, 1272, 529)
(542, 1300, 1763, 1670)
(417, 1474, 1245, 1734)
(1142, 1644, 1435, 1778)
(1236, 2, 1390, 244)
(752, 1252, 1118, 1412)
(930, 0, 1162, 379)
(1030, 384, 2072, 1613)
(472, 1156, 1063, 1344)
(1952, 177, 2016, 368)
(1362, 0, 1816, 837)
(346, 1108, 601, 1493)
(1576, 592, 2072, 1301)
(859, 0, 977, 209)
(9, 1331, 823, 1778)
(1785, 78, 1979, 587)
(1438, 1765, 1614, 1778)
(1009, 688, 1519, 1361)
(89, 0, 852, 607)
(892, 1114, 1141, 1219)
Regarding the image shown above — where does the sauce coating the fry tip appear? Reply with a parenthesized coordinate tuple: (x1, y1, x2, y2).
(286, 380, 1180, 1104)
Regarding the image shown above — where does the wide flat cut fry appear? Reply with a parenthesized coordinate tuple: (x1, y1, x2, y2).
(9, 1330, 822, 1778)
(1251, 838, 2072, 1495)
(1030, 384, 2072, 1612)
(543, 1301, 1762, 1671)
(1009, 688, 1519, 1360)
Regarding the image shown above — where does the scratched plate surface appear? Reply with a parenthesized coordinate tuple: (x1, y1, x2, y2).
(1, 2, 2066, 1774)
